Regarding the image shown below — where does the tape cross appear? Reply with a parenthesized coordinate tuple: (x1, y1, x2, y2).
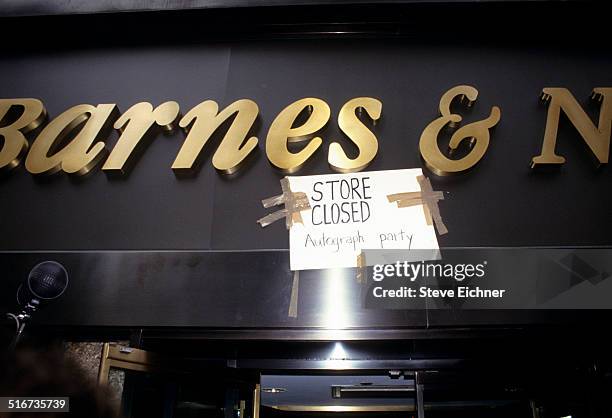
(257, 177, 311, 229)
(387, 175, 448, 235)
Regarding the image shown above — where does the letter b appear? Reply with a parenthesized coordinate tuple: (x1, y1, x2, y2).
(0, 99, 47, 171)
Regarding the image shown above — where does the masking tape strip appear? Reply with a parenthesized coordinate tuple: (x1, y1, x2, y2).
(387, 175, 448, 235)
(288, 270, 300, 318)
(356, 251, 367, 284)
(258, 177, 311, 229)
(418, 175, 448, 235)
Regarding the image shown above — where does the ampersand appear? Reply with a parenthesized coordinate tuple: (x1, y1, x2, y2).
(419, 85, 501, 176)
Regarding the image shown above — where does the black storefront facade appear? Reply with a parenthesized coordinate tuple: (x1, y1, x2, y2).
(1, 1, 612, 417)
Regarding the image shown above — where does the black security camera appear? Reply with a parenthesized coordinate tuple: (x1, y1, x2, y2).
(6, 261, 69, 349)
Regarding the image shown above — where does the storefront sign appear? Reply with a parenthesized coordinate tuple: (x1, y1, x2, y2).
(0, 86, 610, 178)
(286, 169, 439, 270)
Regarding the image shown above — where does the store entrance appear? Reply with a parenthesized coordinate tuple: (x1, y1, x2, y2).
(115, 368, 529, 418)
(105, 337, 610, 418)
(259, 373, 528, 418)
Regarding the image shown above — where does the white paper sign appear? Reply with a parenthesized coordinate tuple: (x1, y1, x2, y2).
(288, 168, 440, 270)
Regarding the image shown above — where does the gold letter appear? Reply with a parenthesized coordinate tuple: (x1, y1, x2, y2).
(328, 97, 382, 173)
(103, 101, 180, 174)
(419, 85, 501, 176)
(26, 104, 117, 175)
(531, 88, 612, 168)
(172, 99, 258, 175)
(0, 99, 47, 171)
(266, 98, 330, 173)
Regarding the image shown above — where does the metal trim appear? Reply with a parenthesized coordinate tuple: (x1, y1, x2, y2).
(0, 0, 549, 18)
(269, 405, 415, 412)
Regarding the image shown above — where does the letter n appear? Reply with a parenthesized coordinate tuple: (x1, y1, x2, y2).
(172, 100, 258, 175)
(531, 88, 612, 168)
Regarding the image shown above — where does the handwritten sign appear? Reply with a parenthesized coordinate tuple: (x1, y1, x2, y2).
(288, 169, 440, 270)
